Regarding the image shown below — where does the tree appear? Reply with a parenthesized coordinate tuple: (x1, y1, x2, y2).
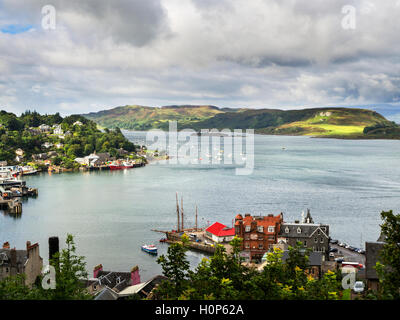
(156, 236, 190, 299)
(43, 234, 92, 300)
(374, 210, 400, 299)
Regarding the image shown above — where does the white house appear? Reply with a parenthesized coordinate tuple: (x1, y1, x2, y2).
(205, 222, 235, 243)
(42, 142, 53, 149)
(53, 125, 63, 135)
(39, 124, 51, 132)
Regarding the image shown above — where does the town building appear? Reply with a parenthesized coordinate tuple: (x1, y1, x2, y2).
(73, 121, 83, 126)
(0, 241, 43, 287)
(86, 264, 141, 297)
(53, 125, 63, 135)
(15, 149, 25, 162)
(42, 142, 53, 149)
(32, 153, 48, 161)
(235, 213, 284, 261)
(39, 124, 51, 132)
(278, 210, 330, 258)
(205, 222, 235, 243)
(365, 232, 387, 292)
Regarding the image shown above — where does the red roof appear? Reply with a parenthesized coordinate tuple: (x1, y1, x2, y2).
(206, 222, 235, 237)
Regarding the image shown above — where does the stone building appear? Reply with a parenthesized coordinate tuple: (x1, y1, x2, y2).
(0, 241, 43, 287)
(278, 210, 330, 258)
(235, 213, 284, 261)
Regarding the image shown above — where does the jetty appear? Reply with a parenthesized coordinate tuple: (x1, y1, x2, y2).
(0, 197, 22, 214)
(0, 175, 38, 214)
(152, 194, 217, 255)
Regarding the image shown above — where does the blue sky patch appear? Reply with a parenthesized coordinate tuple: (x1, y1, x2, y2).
(1, 24, 33, 34)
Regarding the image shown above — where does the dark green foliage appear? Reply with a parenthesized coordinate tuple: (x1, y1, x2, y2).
(374, 210, 400, 300)
(154, 237, 343, 300)
(0, 110, 137, 165)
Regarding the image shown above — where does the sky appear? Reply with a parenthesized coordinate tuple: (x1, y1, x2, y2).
(0, 0, 400, 117)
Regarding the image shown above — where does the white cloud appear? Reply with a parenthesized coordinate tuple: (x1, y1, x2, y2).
(0, 0, 399, 114)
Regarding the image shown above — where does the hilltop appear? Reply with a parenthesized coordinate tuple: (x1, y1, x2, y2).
(82, 105, 400, 139)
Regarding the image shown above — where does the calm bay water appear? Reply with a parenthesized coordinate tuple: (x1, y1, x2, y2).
(1, 133, 400, 281)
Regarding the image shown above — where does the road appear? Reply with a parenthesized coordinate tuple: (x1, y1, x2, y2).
(330, 244, 365, 265)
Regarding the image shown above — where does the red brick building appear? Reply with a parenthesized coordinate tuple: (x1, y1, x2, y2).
(235, 213, 283, 261)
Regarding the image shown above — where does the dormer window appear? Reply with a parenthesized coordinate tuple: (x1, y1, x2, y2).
(245, 226, 251, 232)
(258, 226, 264, 233)
(297, 227, 302, 234)
(268, 226, 275, 233)
(285, 227, 290, 233)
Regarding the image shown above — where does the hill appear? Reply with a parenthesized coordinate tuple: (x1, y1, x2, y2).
(82, 105, 399, 139)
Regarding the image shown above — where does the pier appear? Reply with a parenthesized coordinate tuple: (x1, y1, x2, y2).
(0, 176, 38, 214)
(0, 198, 22, 214)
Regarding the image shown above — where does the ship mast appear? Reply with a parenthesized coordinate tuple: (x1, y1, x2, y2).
(181, 196, 184, 231)
(176, 192, 180, 232)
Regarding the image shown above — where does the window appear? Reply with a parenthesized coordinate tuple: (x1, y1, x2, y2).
(245, 242, 250, 249)
(245, 235, 250, 240)
(245, 226, 251, 232)
(258, 235, 264, 240)
(285, 227, 290, 233)
(297, 227, 302, 234)
(317, 230, 320, 235)
(258, 244, 263, 249)
(258, 226, 264, 233)
(320, 238, 324, 243)
(304, 241, 307, 246)
(268, 226, 275, 233)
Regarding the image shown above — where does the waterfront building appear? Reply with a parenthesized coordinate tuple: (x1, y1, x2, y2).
(0, 241, 43, 287)
(235, 213, 284, 261)
(278, 210, 330, 258)
(205, 222, 235, 243)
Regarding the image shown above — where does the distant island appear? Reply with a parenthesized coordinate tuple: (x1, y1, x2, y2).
(82, 105, 400, 139)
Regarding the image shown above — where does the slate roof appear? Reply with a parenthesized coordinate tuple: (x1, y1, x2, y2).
(0, 249, 28, 267)
(95, 270, 131, 292)
(94, 286, 120, 300)
(279, 223, 329, 238)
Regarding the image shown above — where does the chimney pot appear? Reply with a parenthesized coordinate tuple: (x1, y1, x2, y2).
(2, 242, 10, 249)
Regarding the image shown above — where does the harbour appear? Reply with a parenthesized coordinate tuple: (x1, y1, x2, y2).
(1, 133, 400, 281)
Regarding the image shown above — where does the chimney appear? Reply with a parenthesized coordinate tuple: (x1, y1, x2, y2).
(48, 236, 59, 265)
(93, 264, 103, 278)
(295, 220, 299, 224)
(26, 241, 31, 250)
(10, 248, 17, 266)
(131, 265, 141, 286)
(2, 242, 10, 249)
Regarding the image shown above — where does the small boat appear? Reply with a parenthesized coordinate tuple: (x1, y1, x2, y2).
(141, 244, 157, 255)
(159, 238, 167, 243)
(109, 161, 134, 170)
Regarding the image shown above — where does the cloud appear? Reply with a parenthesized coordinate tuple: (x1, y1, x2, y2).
(0, 0, 399, 115)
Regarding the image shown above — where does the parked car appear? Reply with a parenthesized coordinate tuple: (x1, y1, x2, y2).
(338, 242, 345, 247)
(353, 281, 365, 293)
(330, 239, 338, 244)
(329, 252, 335, 258)
(329, 248, 338, 253)
(335, 257, 344, 263)
(358, 249, 365, 254)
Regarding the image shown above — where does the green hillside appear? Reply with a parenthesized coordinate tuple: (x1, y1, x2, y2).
(82, 105, 399, 139)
